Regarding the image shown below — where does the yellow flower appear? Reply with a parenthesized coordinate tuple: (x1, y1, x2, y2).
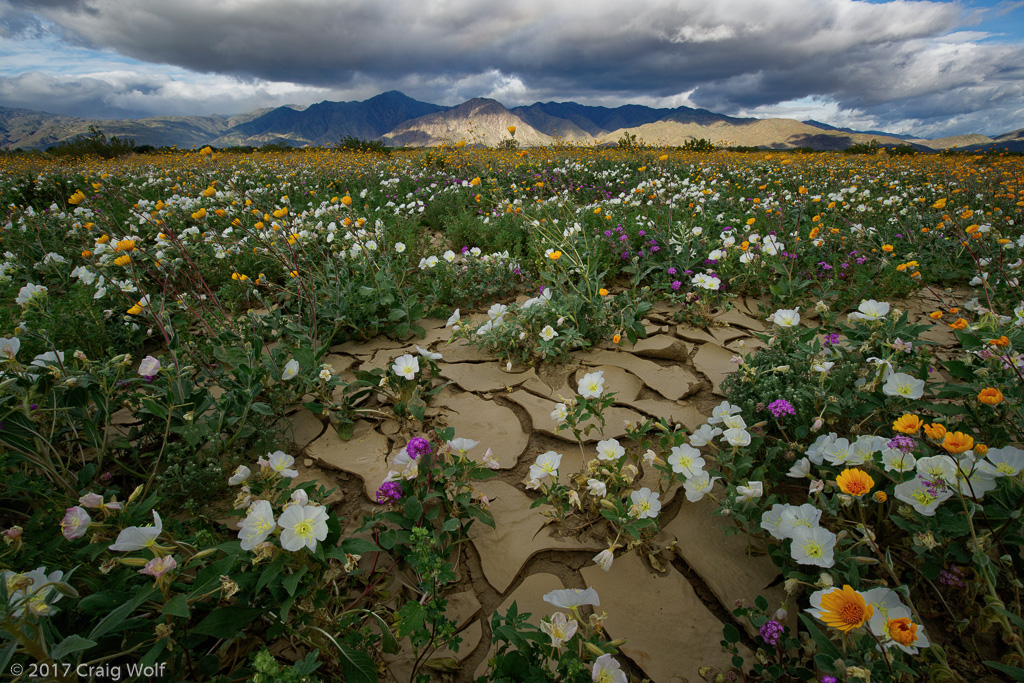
(746, 217, 756, 225)
(548, 251, 562, 261)
(817, 585, 873, 632)
(932, 198, 946, 209)
(96, 234, 110, 244)
(273, 207, 288, 218)
(114, 254, 132, 266)
(126, 304, 143, 315)
(199, 146, 213, 155)
(798, 186, 808, 194)
(470, 177, 481, 186)
(892, 414, 922, 434)
(115, 239, 135, 252)
(836, 468, 874, 497)
(455, 139, 466, 148)
(872, 491, 887, 503)
(977, 388, 1003, 405)
(928, 311, 943, 320)
(68, 190, 86, 205)
(882, 244, 894, 252)
(507, 125, 516, 134)
(201, 186, 216, 197)
(922, 423, 946, 441)
(974, 443, 988, 456)
(191, 208, 207, 221)
(599, 288, 609, 296)
(612, 334, 621, 344)
(659, 154, 668, 161)
(341, 196, 352, 206)
(941, 431, 974, 454)
(949, 318, 968, 330)
(81, 250, 92, 258)
(809, 227, 820, 239)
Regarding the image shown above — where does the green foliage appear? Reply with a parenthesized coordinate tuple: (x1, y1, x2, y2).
(681, 137, 715, 152)
(843, 139, 881, 154)
(47, 126, 136, 159)
(337, 136, 392, 156)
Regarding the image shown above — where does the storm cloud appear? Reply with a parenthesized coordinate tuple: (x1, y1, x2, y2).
(2, 0, 1022, 136)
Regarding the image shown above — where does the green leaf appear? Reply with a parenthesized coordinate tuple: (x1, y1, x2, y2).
(404, 496, 423, 521)
(282, 566, 308, 597)
(799, 613, 842, 660)
(161, 594, 190, 618)
(49, 635, 96, 661)
(250, 402, 273, 415)
(984, 662, 1024, 681)
(341, 538, 381, 554)
(722, 623, 740, 644)
(191, 607, 264, 638)
(338, 644, 378, 683)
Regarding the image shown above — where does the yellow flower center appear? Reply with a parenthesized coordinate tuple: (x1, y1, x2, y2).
(293, 520, 314, 539)
(804, 540, 823, 558)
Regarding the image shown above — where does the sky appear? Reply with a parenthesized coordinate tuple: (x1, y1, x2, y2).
(1, 0, 1022, 138)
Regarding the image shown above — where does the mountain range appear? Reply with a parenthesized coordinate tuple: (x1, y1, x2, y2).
(2, 90, 1021, 152)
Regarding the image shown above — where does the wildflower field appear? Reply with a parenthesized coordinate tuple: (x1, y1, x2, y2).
(1, 142, 1022, 682)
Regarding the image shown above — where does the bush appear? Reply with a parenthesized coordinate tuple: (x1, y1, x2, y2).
(336, 136, 391, 155)
(47, 126, 136, 159)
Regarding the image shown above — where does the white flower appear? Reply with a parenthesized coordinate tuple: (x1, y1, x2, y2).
(487, 303, 507, 320)
(265, 450, 299, 478)
(882, 373, 925, 399)
(443, 249, 456, 262)
(592, 549, 615, 571)
(445, 309, 460, 327)
(391, 354, 419, 380)
(318, 365, 333, 381)
(893, 479, 953, 516)
(238, 500, 276, 551)
(722, 427, 751, 447)
(394, 242, 406, 253)
(790, 526, 837, 568)
(683, 471, 719, 502)
(779, 503, 822, 538)
(278, 504, 329, 552)
(543, 587, 600, 609)
(736, 481, 764, 502)
(540, 611, 578, 646)
(668, 444, 705, 478)
(415, 345, 442, 360)
(630, 488, 661, 518)
(586, 479, 607, 497)
(540, 325, 558, 341)
(0, 337, 20, 361)
(530, 451, 562, 480)
(592, 654, 627, 683)
(448, 437, 479, 457)
(707, 401, 742, 424)
(596, 438, 625, 461)
(228, 465, 251, 486)
(281, 358, 300, 381)
(290, 488, 309, 506)
(760, 504, 788, 539)
(881, 448, 917, 473)
(916, 455, 957, 485)
(138, 355, 160, 377)
(848, 299, 890, 321)
(550, 403, 569, 424)
(15, 283, 47, 306)
(722, 414, 747, 430)
(109, 510, 163, 552)
(688, 424, 722, 447)
(868, 598, 930, 654)
(522, 288, 553, 309)
(577, 370, 605, 398)
(812, 361, 835, 373)
(787, 457, 811, 478)
(425, 255, 439, 268)
(768, 308, 800, 327)
(987, 446, 1024, 476)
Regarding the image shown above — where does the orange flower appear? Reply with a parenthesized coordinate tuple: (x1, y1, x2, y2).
(872, 491, 888, 503)
(746, 217, 756, 225)
(941, 431, 974, 454)
(115, 239, 135, 252)
(932, 198, 946, 209)
(507, 125, 516, 135)
(928, 311, 943, 320)
(548, 251, 562, 261)
(923, 423, 946, 441)
(341, 196, 352, 206)
(949, 318, 968, 330)
(882, 244, 894, 252)
(114, 254, 131, 266)
(809, 227, 820, 239)
(96, 234, 110, 244)
(837, 468, 874, 497)
(798, 186, 808, 194)
(974, 443, 988, 456)
(892, 414, 923, 434)
(977, 388, 1003, 405)
(470, 177, 481, 186)
(987, 336, 1009, 347)
(817, 585, 873, 632)
(612, 334, 621, 344)
(599, 288, 609, 296)
(81, 250, 92, 258)
(888, 618, 919, 647)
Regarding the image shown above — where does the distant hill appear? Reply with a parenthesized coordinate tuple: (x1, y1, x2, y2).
(1, 92, 1021, 153)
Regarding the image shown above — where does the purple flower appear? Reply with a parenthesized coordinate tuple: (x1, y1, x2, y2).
(671, 280, 682, 291)
(406, 437, 431, 459)
(821, 677, 838, 683)
(939, 566, 965, 588)
(759, 619, 784, 646)
(824, 333, 840, 347)
(887, 435, 916, 454)
(767, 399, 796, 418)
(667, 267, 677, 275)
(375, 481, 403, 505)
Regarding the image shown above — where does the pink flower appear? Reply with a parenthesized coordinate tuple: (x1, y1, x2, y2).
(138, 355, 161, 378)
(61, 506, 92, 540)
(140, 555, 177, 579)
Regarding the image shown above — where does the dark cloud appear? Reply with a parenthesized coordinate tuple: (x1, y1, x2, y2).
(5, 0, 1024, 136)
